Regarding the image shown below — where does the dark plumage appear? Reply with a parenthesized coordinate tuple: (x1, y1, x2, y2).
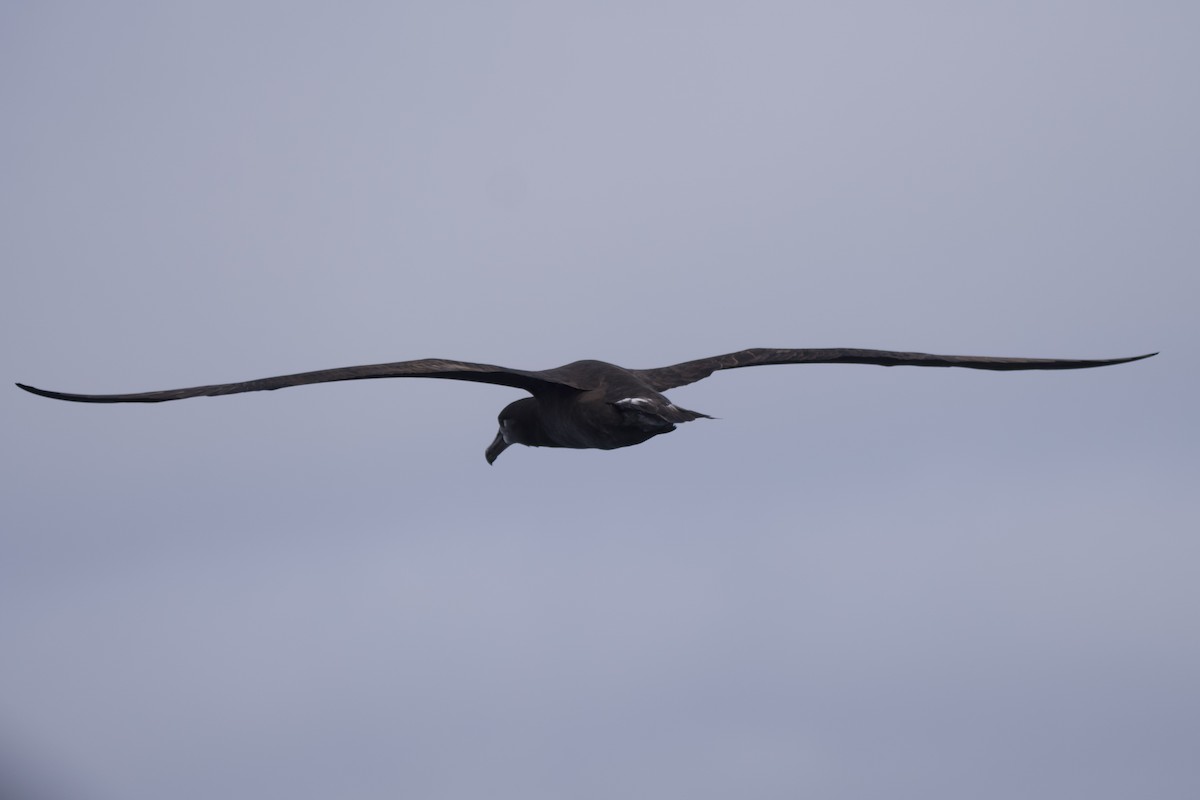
(16, 348, 1155, 463)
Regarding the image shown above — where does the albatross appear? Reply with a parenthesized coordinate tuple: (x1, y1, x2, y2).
(17, 348, 1154, 464)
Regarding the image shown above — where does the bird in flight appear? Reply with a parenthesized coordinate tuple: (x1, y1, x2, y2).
(17, 348, 1154, 464)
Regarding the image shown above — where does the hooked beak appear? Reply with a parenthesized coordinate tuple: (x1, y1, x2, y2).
(485, 430, 510, 465)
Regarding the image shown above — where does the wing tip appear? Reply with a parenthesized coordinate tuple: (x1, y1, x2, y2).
(15, 382, 112, 403)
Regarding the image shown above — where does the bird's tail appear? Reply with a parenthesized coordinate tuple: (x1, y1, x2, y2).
(615, 397, 712, 430)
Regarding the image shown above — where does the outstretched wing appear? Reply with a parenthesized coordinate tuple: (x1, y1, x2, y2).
(633, 348, 1157, 392)
(16, 359, 566, 404)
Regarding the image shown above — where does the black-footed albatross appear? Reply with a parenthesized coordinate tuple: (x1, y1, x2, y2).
(16, 348, 1155, 464)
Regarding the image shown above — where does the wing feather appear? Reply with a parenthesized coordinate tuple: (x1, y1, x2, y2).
(633, 348, 1156, 392)
(16, 359, 561, 404)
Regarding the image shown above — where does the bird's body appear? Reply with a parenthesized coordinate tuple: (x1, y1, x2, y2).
(16, 347, 1155, 463)
(485, 361, 712, 461)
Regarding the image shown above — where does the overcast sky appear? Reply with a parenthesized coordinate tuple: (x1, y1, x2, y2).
(2, 3, 1197, 799)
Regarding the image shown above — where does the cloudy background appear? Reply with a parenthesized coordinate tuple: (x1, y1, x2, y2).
(2, 2, 1196, 798)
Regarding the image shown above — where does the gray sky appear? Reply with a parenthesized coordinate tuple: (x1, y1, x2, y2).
(2, 2, 1197, 798)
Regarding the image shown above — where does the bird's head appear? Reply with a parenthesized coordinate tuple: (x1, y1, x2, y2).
(485, 398, 541, 465)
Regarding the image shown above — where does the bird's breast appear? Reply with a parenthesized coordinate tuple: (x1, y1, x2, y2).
(535, 391, 665, 451)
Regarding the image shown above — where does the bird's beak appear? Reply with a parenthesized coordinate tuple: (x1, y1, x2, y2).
(485, 430, 510, 465)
